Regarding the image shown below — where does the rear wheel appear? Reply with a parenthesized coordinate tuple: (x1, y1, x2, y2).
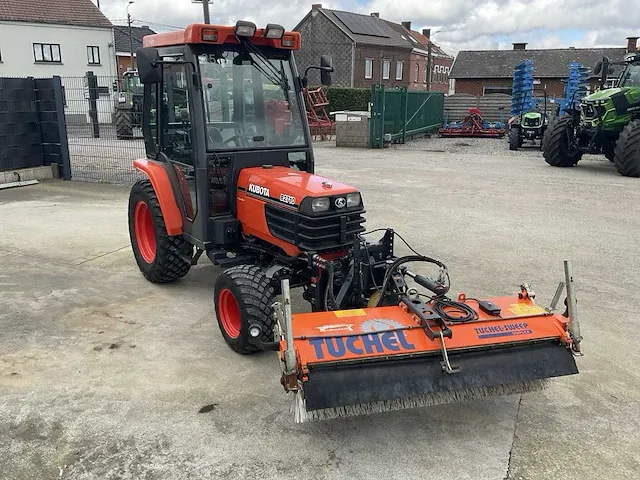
(214, 264, 276, 354)
(116, 109, 133, 139)
(613, 120, 640, 177)
(128, 179, 192, 283)
(543, 117, 583, 167)
(508, 128, 520, 151)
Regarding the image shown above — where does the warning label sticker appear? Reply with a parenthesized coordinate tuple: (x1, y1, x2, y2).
(508, 303, 547, 316)
(334, 309, 367, 318)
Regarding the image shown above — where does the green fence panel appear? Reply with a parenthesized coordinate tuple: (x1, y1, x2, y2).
(369, 85, 444, 148)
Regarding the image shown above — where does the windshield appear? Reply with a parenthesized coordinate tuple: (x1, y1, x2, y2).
(198, 50, 307, 150)
(620, 63, 640, 87)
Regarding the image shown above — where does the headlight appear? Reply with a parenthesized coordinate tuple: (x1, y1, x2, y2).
(346, 192, 361, 208)
(311, 197, 330, 212)
(235, 20, 257, 37)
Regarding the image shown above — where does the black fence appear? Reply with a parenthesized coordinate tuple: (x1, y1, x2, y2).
(62, 72, 144, 185)
(0, 76, 70, 179)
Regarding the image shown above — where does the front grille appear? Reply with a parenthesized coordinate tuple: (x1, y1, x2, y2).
(265, 204, 366, 252)
(582, 103, 605, 121)
(523, 117, 540, 127)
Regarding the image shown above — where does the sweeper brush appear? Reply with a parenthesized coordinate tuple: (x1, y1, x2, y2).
(260, 256, 582, 423)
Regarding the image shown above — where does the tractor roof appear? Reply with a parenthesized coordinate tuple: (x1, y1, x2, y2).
(142, 23, 300, 50)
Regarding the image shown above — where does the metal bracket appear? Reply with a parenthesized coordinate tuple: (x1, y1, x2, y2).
(439, 331, 461, 374)
(546, 281, 565, 313)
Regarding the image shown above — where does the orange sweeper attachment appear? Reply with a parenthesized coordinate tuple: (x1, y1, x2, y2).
(249, 236, 582, 423)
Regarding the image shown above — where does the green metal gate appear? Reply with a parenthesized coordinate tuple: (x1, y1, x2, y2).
(369, 85, 444, 148)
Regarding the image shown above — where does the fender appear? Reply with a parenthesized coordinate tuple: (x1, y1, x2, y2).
(133, 158, 183, 236)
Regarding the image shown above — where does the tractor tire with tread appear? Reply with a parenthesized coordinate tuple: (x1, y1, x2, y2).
(128, 179, 192, 283)
(116, 110, 134, 139)
(543, 117, 583, 167)
(214, 264, 277, 354)
(613, 120, 640, 177)
(508, 128, 520, 151)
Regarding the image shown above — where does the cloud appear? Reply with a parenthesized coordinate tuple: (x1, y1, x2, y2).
(97, 0, 639, 52)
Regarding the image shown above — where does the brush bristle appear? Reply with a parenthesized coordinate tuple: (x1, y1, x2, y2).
(291, 379, 550, 423)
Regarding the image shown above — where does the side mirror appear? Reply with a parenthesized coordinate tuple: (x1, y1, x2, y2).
(137, 47, 162, 84)
(607, 65, 615, 74)
(320, 55, 333, 86)
(594, 61, 603, 75)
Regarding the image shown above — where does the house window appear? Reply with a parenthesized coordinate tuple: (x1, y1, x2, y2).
(414, 63, 419, 82)
(396, 61, 404, 80)
(382, 59, 390, 80)
(365, 58, 373, 79)
(87, 46, 100, 65)
(33, 43, 61, 63)
(424, 62, 427, 83)
(483, 85, 513, 95)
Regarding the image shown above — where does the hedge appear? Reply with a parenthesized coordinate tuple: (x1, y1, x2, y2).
(309, 86, 371, 113)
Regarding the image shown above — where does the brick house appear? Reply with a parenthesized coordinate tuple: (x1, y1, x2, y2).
(293, 5, 451, 92)
(383, 20, 453, 94)
(450, 39, 639, 97)
(113, 25, 156, 80)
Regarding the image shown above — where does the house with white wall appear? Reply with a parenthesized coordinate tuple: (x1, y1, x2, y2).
(0, 0, 117, 124)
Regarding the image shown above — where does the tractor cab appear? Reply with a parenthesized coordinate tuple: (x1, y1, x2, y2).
(133, 22, 336, 255)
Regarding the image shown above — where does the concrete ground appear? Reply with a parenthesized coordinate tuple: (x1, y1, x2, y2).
(1, 141, 639, 479)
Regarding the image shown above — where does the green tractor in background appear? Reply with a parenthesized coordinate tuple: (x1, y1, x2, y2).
(114, 69, 144, 140)
(543, 50, 640, 176)
(508, 91, 550, 150)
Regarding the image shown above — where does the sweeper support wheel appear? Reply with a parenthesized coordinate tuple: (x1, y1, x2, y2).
(128, 179, 192, 283)
(214, 264, 277, 354)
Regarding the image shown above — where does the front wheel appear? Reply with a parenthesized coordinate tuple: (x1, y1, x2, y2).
(128, 179, 192, 283)
(214, 264, 277, 354)
(542, 117, 583, 167)
(613, 120, 640, 177)
(508, 128, 520, 151)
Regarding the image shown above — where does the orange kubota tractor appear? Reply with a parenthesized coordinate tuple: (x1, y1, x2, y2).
(129, 21, 583, 422)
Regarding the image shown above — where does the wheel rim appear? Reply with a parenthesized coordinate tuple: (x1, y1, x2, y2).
(218, 289, 241, 339)
(134, 200, 156, 263)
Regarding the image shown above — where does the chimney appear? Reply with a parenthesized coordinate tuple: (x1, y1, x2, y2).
(513, 42, 527, 50)
(401, 21, 411, 30)
(423, 28, 431, 39)
(142, 25, 149, 29)
(371, 12, 379, 17)
(627, 36, 639, 53)
(311, 4, 322, 9)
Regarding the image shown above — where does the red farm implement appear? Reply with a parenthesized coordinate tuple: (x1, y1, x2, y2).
(303, 86, 335, 140)
(438, 107, 506, 138)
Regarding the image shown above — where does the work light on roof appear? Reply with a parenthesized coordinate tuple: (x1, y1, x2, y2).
(264, 24, 285, 39)
(235, 20, 257, 37)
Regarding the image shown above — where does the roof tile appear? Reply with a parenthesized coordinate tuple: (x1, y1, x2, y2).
(450, 48, 628, 78)
(0, 0, 112, 28)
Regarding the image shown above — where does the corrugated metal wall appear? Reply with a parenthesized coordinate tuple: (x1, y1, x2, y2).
(444, 93, 558, 122)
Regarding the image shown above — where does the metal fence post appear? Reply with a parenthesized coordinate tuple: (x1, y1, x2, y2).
(402, 87, 408, 144)
(86, 70, 100, 138)
(52, 76, 71, 180)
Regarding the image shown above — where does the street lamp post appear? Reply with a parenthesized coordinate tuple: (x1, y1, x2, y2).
(127, 1, 135, 70)
(427, 29, 441, 91)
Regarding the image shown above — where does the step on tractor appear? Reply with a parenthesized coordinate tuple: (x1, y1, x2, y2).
(127, 21, 582, 422)
(543, 49, 640, 176)
(115, 69, 144, 139)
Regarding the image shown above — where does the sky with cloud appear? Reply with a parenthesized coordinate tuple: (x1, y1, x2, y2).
(97, 0, 639, 56)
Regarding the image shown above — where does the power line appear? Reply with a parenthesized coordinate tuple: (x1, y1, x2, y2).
(131, 18, 184, 30)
